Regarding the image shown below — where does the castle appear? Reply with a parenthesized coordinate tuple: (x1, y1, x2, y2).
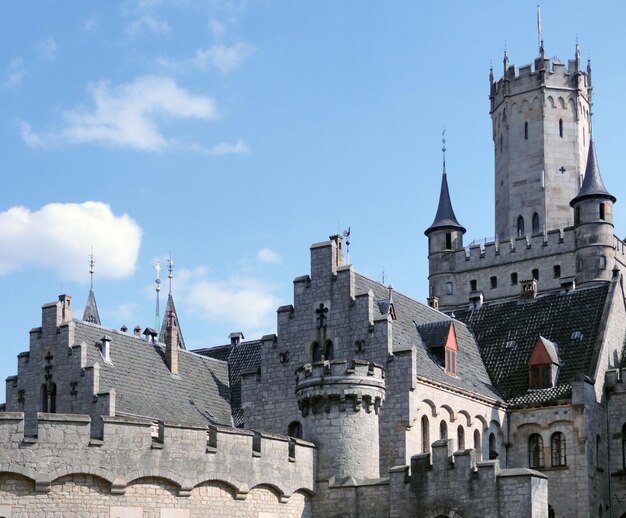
(2, 35, 626, 518)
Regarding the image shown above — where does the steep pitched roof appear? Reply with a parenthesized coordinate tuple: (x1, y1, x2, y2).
(570, 140, 616, 206)
(453, 284, 610, 406)
(82, 290, 101, 325)
(355, 274, 502, 402)
(75, 320, 232, 426)
(424, 173, 466, 235)
(194, 339, 262, 427)
(158, 294, 186, 349)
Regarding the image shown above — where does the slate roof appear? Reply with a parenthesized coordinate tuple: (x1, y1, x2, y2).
(82, 290, 101, 325)
(424, 172, 466, 235)
(74, 320, 232, 427)
(158, 294, 186, 350)
(452, 284, 610, 407)
(355, 274, 502, 402)
(194, 340, 262, 427)
(570, 140, 616, 206)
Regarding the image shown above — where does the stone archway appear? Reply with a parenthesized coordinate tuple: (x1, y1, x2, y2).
(430, 508, 463, 518)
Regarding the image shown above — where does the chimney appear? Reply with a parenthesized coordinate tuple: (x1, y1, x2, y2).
(468, 291, 483, 310)
(560, 276, 576, 294)
(100, 335, 111, 362)
(133, 325, 141, 337)
(143, 328, 157, 343)
(427, 296, 439, 310)
(120, 325, 128, 333)
(229, 332, 245, 347)
(521, 279, 538, 299)
(329, 234, 344, 267)
(165, 311, 179, 375)
(59, 294, 72, 322)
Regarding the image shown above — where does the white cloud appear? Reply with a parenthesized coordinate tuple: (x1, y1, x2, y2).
(209, 19, 225, 39)
(207, 139, 249, 156)
(175, 267, 279, 330)
(0, 202, 142, 281)
(22, 76, 217, 151)
(37, 37, 57, 61)
(256, 248, 281, 264)
(3, 58, 25, 89)
(192, 43, 254, 74)
(127, 14, 170, 35)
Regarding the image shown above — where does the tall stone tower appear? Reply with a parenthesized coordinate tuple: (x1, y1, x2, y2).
(490, 44, 592, 241)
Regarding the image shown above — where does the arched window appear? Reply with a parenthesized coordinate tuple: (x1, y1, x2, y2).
(532, 213, 540, 234)
(311, 342, 321, 363)
(529, 433, 544, 468)
(559, 118, 563, 138)
(41, 383, 57, 413)
(41, 384, 48, 412)
(548, 505, 555, 518)
(445, 232, 452, 249)
(288, 421, 303, 439)
(421, 415, 430, 453)
(524, 121, 529, 140)
(489, 432, 498, 459)
(440, 420, 448, 440)
(517, 215, 525, 237)
(445, 282, 453, 295)
(551, 432, 566, 467)
(474, 429, 481, 461)
(457, 425, 465, 450)
(324, 340, 334, 361)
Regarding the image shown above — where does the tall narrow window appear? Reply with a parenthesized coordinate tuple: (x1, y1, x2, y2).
(440, 421, 448, 440)
(532, 269, 539, 281)
(524, 121, 529, 140)
(500, 134, 503, 153)
(559, 118, 563, 138)
(599, 256, 607, 270)
(457, 425, 465, 450)
(551, 432, 567, 467)
(324, 340, 334, 361)
(41, 384, 48, 412)
(489, 432, 498, 459)
(600, 203, 606, 221)
(474, 430, 481, 461)
(421, 415, 430, 453)
(311, 342, 321, 363)
(49, 383, 56, 413)
(553, 265, 561, 278)
(446, 282, 453, 295)
(511, 272, 518, 285)
(517, 215, 525, 237)
(532, 213, 540, 234)
(490, 276, 497, 289)
(470, 279, 477, 291)
(288, 421, 303, 439)
(596, 435, 602, 468)
(575, 206, 581, 225)
(445, 233, 452, 249)
(529, 434, 544, 468)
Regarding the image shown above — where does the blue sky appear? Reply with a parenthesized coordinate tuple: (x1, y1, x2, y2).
(2, 1, 625, 401)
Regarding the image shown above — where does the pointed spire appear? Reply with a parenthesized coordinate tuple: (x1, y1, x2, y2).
(83, 250, 101, 325)
(489, 61, 494, 84)
(575, 38, 581, 71)
(425, 134, 466, 236)
(503, 46, 509, 75)
(159, 293, 186, 349)
(570, 141, 616, 206)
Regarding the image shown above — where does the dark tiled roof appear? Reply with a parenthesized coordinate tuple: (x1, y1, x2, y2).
(194, 340, 262, 427)
(417, 321, 451, 349)
(75, 321, 232, 427)
(355, 274, 502, 402)
(570, 141, 616, 206)
(452, 285, 610, 407)
(424, 173, 466, 235)
(82, 290, 101, 325)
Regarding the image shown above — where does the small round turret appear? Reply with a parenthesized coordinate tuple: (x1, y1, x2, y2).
(570, 141, 616, 285)
(296, 359, 385, 481)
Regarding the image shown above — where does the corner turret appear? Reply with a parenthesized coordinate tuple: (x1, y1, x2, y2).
(570, 141, 616, 285)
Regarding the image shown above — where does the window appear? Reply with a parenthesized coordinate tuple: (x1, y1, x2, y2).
(288, 421, 303, 439)
(489, 432, 498, 459)
(474, 430, 481, 461)
(596, 435, 602, 468)
(421, 415, 430, 453)
(470, 279, 477, 291)
(311, 342, 321, 363)
(559, 118, 563, 138)
(511, 272, 518, 285)
(551, 432, 567, 467)
(575, 206, 581, 225)
(446, 282, 453, 295)
(445, 349, 457, 375)
(445, 233, 452, 249)
(530, 364, 552, 389)
(500, 134, 503, 153)
(440, 421, 448, 440)
(324, 340, 334, 361)
(599, 256, 607, 270)
(517, 215, 525, 237)
(600, 203, 606, 220)
(41, 383, 56, 413)
(553, 265, 561, 278)
(529, 434, 544, 468)
(532, 269, 539, 281)
(457, 425, 465, 450)
(532, 213, 540, 234)
(524, 121, 529, 140)
(490, 276, 497, 289)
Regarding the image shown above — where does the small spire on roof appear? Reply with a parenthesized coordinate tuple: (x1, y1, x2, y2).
(489, 60, 494, 84)
(570, 140, 616, 207)
(82, 248, 101, 325)
(503, 44, 508, 74)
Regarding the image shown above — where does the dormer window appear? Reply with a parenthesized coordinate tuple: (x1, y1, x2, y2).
(528, 336, 560, 389)
(417, 320, 458, 377)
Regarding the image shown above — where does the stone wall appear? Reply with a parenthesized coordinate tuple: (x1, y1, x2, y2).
(0, 411, 315, 517)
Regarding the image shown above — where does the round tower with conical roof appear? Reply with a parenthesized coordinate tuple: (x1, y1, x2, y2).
(570, 140, 617, 285)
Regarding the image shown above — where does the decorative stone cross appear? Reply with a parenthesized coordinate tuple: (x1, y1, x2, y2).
(559, 166, 566, 174)
(316, 303, 328, 329)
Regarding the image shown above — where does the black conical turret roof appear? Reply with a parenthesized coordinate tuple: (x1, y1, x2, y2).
(82, 289, 101, 325)
(570, 140, 616, 206)
(425, 172, 466, 236)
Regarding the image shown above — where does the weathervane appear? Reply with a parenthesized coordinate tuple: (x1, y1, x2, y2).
(89, 247, 95, 291)
(154, 261, 162, 331)
(343, 227, 351, 263)
(167, 254, 174, 295)
(442, 129, 447, 174)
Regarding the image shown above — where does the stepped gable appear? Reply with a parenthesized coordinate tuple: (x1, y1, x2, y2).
(355, 273, 502, 402)
(194, 339, 261, 427)
(76, 320, 232, 426)
(453, 284, 610, 406)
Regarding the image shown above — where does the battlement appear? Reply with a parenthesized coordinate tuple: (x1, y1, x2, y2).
(491, 54, 590, 110)
(295, 359, 385, 416)
(0, 411, 315, 499)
